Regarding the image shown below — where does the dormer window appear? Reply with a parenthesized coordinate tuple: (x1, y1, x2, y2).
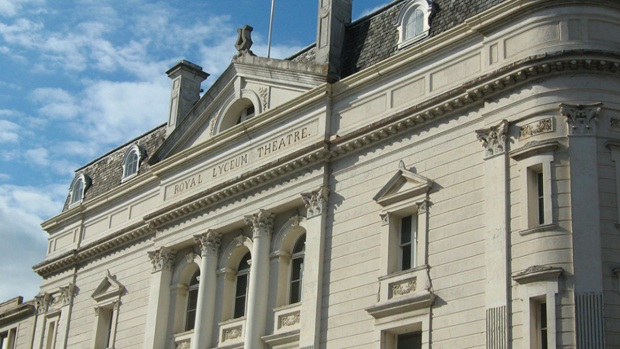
(121, 145, 145, 182)
(396, 0, 432, 49)
(69, 174, 91, 206)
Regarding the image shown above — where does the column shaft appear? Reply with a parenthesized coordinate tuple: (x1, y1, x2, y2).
(192, 232, 221, 349)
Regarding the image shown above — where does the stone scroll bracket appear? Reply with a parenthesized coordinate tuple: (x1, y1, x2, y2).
(560, 102, 603, 136)
(301, 186, 330, 218)
(245, 209, 275, 238)
(476, 120, 510, 159)
(194, 230, 222, 257)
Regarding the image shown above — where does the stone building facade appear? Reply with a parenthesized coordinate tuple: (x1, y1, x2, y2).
(11, 0, 620, 348)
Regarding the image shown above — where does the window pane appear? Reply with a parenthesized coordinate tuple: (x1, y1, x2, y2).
(72, 181, 83, 203)
(238, 252, 251, 271)
(185, 309, 196, 331)
(234, 295, 246, 319)
(235, 274, 247, 297)
(189, 270, 200, 287)
(398, 332, 422, 349)
(537, 172, 544, 225)
(291, 258, 303, 281)
(293, 234, 306, 254)
(415, 9, 424, 36)
(401, 216, 412, 244)
(402, 245, 412, 270)
(290, 281, 301, 304)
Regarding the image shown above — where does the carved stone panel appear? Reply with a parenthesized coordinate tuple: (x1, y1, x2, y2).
(278, 311, 301, 329)
(223, 326, 243, 342)
(391, 277, 417, 298)
(519, 118, 553, 140)
(560, 102, 603, 135)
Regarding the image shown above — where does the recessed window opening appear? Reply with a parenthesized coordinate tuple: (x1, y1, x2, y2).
(400, 215, 417, 271)
(236, 104, 255, 125)
(234, 252, 251, 319)
(538, 302, 548, 349)
(71, 179, 84, 204)
(105, 309, 115, 348)
(406, 8, 424, 39)
(397, 331, 422, 349)
(185, 270, 200, 331)
(125, 152, 138, 178)
(45, 320, 57, 349)
(289, 234, 306, 304)
(537, 172, 544, 225)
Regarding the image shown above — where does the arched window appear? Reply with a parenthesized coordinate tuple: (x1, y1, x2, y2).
(121, 145, 145, 182)
(396, 0, 432, 49)
(234, 252, 251, 319)
(184, 269, 200, 331)
(69, 174, 91, 206)
(289, 234, 305, 304)
(236, 104, 255, 125)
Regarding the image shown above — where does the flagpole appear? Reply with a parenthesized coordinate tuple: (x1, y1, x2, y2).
(267, 0, 275, 58)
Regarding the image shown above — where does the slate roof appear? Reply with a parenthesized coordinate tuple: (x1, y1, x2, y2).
(62, 124, 167, 211)
(61, 0, 509, 211)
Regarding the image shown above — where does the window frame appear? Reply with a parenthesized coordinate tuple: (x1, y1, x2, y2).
(0, 328, 16, 349)
(183, 269, 200, 332)
(121, 144, 145, 183)
(288, 234, 305, 305)
(515, 152, 555, 235)
(233, 252, 251, 319)
(68, 174, 91, 208)
(396, 0, 432, 49)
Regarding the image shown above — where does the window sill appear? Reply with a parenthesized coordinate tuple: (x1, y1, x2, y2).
(397, 31, 429, 50)
(518, 223, 556, 236)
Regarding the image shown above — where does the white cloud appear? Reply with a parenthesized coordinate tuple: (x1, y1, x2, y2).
(0, 119, 19, 142)
(0, 0, 43, 17)
(24, 147, 48, 166)
(0, 173, 10, 180)
(359, 2, 392, 18)
(32, 87, 79, 119)
(0, 184, 64, 301)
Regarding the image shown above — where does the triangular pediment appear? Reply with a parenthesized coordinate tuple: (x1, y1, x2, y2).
(374, 161, 433, 207)
(91, 270, 125, 303)
(150, 54, 327, 164)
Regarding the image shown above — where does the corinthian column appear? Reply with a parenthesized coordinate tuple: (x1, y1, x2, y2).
(192, 231, 222, 349)
(144, 247, 176, 349)
(244, 209, 275, 349)
(299, 186, 329, 349)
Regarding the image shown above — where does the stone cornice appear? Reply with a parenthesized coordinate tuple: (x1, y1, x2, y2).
(326, 51, 620, 161)
(0, 302, 35, 326)
(33, 222, 152, 276)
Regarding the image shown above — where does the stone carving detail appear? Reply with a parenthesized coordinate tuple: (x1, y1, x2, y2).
(560, 103, 603, 135)
(519, 118, 553, 140)
(391, 278, 417, 297)
(234, 235, 247, 247)
(301, 186, 330, 217)
(58, 283, 75, 305)
(417, 200, 429, 214)
(194, 231, 222, 257)
(223, 326, 243, 341)
(611, 118, 620, 132)
(279, 312, 300, 328)
(147, 247, 177, 272)
(176, 342, 190, 349)
(380, 213, 390, 226)
(258, 87, 269, 111)
(515, 265, 557, 277)
(476, 120, 509, 158)
(245, 209, 275, 238)
(234, 25, 255, 58)
(290, 211, 301, 227)
(185, 252, 196, 265)
(34, 292, 51, 314)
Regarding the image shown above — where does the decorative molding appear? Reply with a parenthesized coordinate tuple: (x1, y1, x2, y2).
(519, 118, 553, 140)
(416, 200, 429, 214)
(222, 326, 243, 342)
(476, 120, 509, 158)
(486, 306, 508, 349)
(245, 209, 275, 238)
(290, 211, 301, 227)
(233, 25, 255, 58)
(176, 342, 190, 349)
(301, 186, 330, 217)
(509, 140, 559, 161)
(34, 292, 50, 314)
(560, 102, 603, 135)
(512, 265, 562, 284)
(147, 247, 176, 272)
(234, 235, 247, 247)
(278, 311, 300, 329)
(185, 252, 197, 265)
(374, 162, 433, 207)
(391, 278, 417, 297)
(194, 230, 222, 256)
(380, 213, 390, 226)
(258, 86, 269, 111)
(58, 283, 76, 306)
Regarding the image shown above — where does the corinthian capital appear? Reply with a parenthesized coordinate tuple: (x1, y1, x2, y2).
(476, 120, 509, 158)
(58, 283, 76, 306)
(560, 102, 603, 135)
(34, 292, 51, 314)
(194, 230, 222, 257)
(147, 247, 176, 273)
(245, 209, 275, 238)
(301, 186, 330, 217)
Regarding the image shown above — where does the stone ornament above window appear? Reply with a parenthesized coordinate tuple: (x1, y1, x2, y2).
(395, 0, 434, 49)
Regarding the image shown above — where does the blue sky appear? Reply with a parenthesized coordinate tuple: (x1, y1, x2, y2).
(0, 0, 390, 302)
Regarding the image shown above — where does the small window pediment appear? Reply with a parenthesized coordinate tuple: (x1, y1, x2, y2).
(374, 161, 433, 207)
(91, 270, 125, 303)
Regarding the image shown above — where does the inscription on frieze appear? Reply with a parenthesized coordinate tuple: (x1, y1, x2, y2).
(165, 121, 317, 200)
(519, 118, 553, 140)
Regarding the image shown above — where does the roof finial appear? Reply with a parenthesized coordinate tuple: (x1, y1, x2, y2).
(234, 25, 256, 59)
(398, 160, 406, 170)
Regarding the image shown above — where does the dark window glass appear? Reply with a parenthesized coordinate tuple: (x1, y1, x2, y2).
(290, 234, 305, 304)
(400, 215, 413, 270)
(185, 270, 200, 331)
(540, 303, 548, 349)
(234, 252, 251, 318)
(537, 172, 544, 225)
(397, 332, 422, 349)
(106, 309, 114, 347)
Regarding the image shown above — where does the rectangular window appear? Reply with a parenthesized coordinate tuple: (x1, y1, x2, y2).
(527, 164, 548, 228)
(538, 302, 548, 349)
(94, 307, 116, 349)
(234, 274, 248, 319)
(185, 288, 198, 331)
(44, 320, 57, 349)
(0, 332, 7, 349)
(537, 172, 544, 225)
(400, 215, 417, 270)
(397, 332, 422, 349)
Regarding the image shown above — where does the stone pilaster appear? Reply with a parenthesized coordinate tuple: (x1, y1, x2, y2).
(192, 231, 222, 349)
(561, 102, 603, 135)
(244, 210, 274, 349)
(477, 120, 510, 348)
(143, 247, 176, 349)
(299, 187, 330, 349)
(56, 283, 76, 349)
(315, 0, 352, 80)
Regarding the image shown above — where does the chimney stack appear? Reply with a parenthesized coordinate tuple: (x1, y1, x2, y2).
(166, 60, 209, 136)
(315, 0, 352, 82)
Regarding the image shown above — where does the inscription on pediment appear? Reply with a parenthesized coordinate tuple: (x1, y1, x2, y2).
(165, 121, 318, 200)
